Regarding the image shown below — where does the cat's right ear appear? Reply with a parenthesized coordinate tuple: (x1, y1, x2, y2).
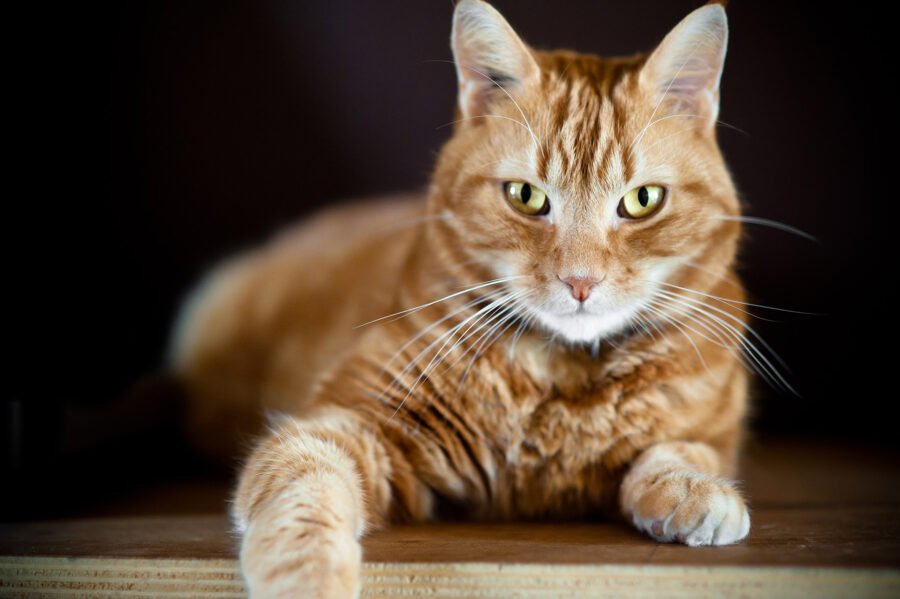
(451, 0, 540, 119)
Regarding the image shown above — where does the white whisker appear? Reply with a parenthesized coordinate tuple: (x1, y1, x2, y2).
(434, 295, 522, 375)
(507, 311, 535, 361)
(438, 114, 535, 139)
(658, 300, 787, 394)
(356, 275, 523, 328)
(426, 59, 545, 163)
(655, 288, 790, 370)
(679, 259, 742, 288)
(652, 290, 798, 395)
(716, 214, 818, 243)
(630, 114, 700, 156)
(643, 304, 710, 373)
(381, 290, 504, 375)
(386, 289, 529, 421)
(457, 295, 532, 382)
(651, 280, 818, 316)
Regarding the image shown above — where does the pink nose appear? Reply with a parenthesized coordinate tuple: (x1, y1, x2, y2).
(561, 276, 599, 302)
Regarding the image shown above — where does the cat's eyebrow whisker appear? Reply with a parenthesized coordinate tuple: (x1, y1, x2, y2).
(629, 113, 701, 158)
(426, 58, 546, 164)
(463, 64, 544, 160)
(465, 157, 534, 176)
(639, 124, 697, 155)
(356, 275, 524, 328)
(438, 114, 535, 139)
(715, 214, 818, 243)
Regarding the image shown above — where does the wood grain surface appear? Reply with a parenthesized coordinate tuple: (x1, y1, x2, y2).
(2, 439, 899, 597)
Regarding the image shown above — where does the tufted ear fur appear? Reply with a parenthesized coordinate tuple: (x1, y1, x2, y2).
(640, 4, 729, 131)
(451, 0, 540, 120)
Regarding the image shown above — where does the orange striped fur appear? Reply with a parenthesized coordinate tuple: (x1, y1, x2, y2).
(172, 2, 751, 596)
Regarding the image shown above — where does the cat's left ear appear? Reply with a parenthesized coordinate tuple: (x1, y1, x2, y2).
(640, 3, 729, 131)
(451, 0, 540, 120)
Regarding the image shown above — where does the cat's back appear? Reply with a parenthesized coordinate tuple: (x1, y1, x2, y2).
(170, 192, 425, 461)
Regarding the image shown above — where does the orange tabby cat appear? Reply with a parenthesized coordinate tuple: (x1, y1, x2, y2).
(171, 1, 751, 596)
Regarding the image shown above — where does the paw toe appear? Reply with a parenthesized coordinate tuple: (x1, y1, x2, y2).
(627, 471, 750, 547)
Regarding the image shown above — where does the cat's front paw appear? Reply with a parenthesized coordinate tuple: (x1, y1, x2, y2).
(240, 519, 362, 599)
(623, 470, 750, 546)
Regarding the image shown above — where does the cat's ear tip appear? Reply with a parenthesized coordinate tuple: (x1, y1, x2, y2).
(695, 2, 729, 23)
(682, 2, 729, 38)
(454, 0, 492, 14)
(453, 0, 491, 25)
(453, 0, 506, 25)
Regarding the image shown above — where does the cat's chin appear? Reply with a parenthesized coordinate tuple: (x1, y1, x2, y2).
(534, 304, 639, 345)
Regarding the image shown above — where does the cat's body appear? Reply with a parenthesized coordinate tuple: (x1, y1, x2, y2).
(172, 194, 425, 460)
(172, 2, 752, 596)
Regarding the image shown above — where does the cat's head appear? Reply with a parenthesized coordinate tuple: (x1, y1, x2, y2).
(428, 0, 740, 345)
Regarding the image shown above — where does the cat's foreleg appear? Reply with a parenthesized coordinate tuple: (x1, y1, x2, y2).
(231, 406, 429, 598)
(619, 441, 750, 546)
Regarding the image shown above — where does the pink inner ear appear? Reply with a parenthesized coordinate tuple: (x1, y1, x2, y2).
(451, 1, 539, 119)
(642, 5, 728, 124)
(458, 66, 522, 119)
(663, 68, 719, 114)
(665, 59, 719, 95)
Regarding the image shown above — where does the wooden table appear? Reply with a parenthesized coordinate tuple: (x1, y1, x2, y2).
(2, 439, 899, 597)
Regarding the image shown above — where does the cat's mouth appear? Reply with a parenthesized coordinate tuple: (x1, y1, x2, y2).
(532, 300, 640, 344)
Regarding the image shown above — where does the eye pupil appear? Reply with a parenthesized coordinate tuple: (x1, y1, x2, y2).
(521, 184, 532, 202)
(618, 184, 664, 219)
(504, 181, 550, 217)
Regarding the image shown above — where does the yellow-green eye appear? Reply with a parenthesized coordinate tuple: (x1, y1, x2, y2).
(505, 181, 550, 216)
(619, 185, 665, 219)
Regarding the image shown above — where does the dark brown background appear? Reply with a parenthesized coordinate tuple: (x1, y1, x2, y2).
(6, 1, 884, 517)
